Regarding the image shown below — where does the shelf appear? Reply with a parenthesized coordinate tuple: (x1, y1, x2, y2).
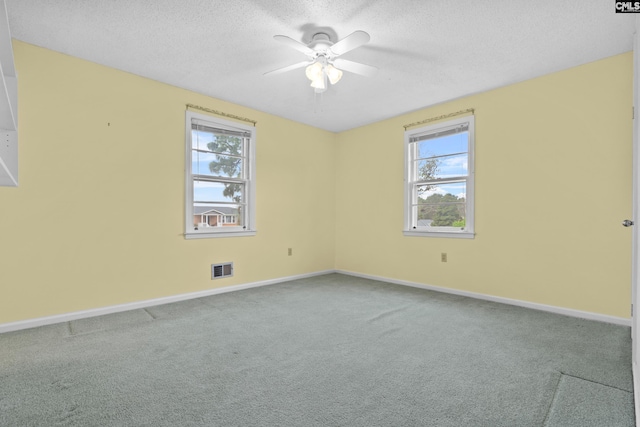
(0, 0, 17, 186)
(0, 73, 16, 131)
(0, 130, 16, 185)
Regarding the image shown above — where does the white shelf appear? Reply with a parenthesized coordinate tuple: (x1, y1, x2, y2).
(0, 0, 17, 186)
(0, 130, 16, 185)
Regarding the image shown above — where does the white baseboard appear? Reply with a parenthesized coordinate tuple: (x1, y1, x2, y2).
(0, 269, 632, 334)
(336, 270, 632, 327)
(0, 270, 334, 334)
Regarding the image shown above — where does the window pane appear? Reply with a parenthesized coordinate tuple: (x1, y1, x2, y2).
(192, 130, 244, 156)
(417, 132, 468, 159)
(417, 181, 466, 200)
(416, 182, 467, 228)
(192, 152, 243, 178)
(192, 204, 244, 229)
(416, 153, 468, 180)
(192, 151, 216, 176)
(213, 137, 243, 155)
(194, 181, 244, 204)
(191, 130, 215, 150)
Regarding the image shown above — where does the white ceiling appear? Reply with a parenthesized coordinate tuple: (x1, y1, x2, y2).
(4, 0, 636, 132)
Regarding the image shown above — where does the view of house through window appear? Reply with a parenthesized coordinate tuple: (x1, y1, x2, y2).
(186, 111, 256, 238)
(404, 115, 474, 238)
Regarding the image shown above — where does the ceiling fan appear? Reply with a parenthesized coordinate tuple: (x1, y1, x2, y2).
(264, 30, 378, 93)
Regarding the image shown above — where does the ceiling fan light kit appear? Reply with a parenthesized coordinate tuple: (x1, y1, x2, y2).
(265, 30, 378, 94)
(325, 64, 343, 85)
(304, 56, 343, 93)
(305, 59, 327, 92)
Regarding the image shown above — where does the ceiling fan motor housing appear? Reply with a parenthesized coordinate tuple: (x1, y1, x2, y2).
(309, 32, 334, 57)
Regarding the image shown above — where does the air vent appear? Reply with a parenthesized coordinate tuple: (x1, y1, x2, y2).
(211, 262, 233, 279)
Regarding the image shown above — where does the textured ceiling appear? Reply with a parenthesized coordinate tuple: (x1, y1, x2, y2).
(5, 0, 636, 132)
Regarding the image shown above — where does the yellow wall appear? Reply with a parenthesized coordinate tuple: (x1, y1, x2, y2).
(0, 41, 336, 324)
(0, 42, 633, 324)
(336, 52, 633, 318)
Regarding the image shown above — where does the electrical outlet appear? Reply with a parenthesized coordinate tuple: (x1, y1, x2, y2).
(441, 253, 447, 262)
(288, 248, 292, 256)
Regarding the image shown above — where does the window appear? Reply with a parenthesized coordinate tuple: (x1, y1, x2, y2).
(185, 111, 256, 238)
(404, 115, 474, 238)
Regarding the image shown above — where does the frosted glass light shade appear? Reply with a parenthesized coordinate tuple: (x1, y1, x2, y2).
(305, 61, 323, 81)
(326, 64, 343, 85)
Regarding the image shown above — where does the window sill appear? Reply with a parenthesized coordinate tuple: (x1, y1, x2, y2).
(403, 230, 475, 239)
(185, 230, 256, 239)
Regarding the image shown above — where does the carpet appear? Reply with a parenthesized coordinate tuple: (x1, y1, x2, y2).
(0, 273, 634, 426)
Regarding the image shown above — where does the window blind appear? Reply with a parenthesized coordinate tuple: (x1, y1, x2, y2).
(409, 123, 469, 143)
(192, 121, 251, 138)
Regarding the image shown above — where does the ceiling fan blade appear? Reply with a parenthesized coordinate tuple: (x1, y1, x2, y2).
(263, 61, 311, 76)
(333, 59, 378, 77)
(273, 35, 314, 56)
(329, 30, 370, 56)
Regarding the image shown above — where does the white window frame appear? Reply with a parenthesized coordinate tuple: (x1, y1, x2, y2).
(185, 111, 256, 239)
(403, 115, 475, 239)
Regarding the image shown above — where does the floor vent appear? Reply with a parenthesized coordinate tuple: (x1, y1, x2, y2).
(211, 262, 233, 279)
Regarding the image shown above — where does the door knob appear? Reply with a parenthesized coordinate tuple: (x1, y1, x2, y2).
(623, 219, 635, 227)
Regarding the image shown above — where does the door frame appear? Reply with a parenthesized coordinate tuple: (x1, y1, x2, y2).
(632, 16, 639, 422)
